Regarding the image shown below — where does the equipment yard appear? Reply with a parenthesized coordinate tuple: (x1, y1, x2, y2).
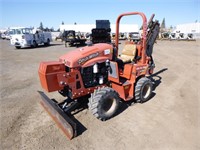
(1, 39, 200, 150)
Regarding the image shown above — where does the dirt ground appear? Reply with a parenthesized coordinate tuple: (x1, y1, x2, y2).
(0, 39, 200, 150)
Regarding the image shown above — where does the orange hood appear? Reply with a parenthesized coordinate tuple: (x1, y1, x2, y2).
(59, 43, 113, 68)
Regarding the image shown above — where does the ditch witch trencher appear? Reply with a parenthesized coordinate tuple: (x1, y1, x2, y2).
(38, 12, 160, 139)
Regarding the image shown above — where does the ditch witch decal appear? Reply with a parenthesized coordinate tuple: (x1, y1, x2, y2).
(78, 52, 99, 65)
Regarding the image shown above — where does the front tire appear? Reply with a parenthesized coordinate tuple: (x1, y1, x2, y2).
(135, 77, 153, 103)
(88, 87, 120, 121)
(32, 40, 37, 48)
(15, 46, 21, 49)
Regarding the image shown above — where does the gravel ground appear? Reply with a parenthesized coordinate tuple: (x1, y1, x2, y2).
(0, 39, 200, 150)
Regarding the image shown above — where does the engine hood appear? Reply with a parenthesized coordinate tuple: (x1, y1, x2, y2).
(59, 43, 113, 68)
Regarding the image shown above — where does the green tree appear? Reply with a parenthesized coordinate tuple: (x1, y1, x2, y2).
(44, 27, 50, 32)
(161, 18, 166, 29)
(39, 22, 44, 30)
(50, 27, 54, 32)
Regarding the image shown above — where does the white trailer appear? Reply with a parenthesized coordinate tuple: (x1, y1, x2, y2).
(10, 27, 52, 49)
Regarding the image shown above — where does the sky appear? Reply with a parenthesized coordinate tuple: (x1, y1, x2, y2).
(0, 0, 199, 30)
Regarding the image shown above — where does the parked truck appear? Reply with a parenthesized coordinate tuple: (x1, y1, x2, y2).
(63, 30, 86, 47)
(10, 27, 52, 49)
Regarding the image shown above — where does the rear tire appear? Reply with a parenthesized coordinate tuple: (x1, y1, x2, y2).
(32, 40, 37, 48)
(88, 87, 120, 121)
(44, 39, 50, 46)
(15, 46, 21, 49)
(135, 77, 153, 103)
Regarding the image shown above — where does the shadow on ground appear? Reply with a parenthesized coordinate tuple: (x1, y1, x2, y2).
(43, 68, 168, 138)
(115, 68, 168, 117)
(74, 68, 169, 137)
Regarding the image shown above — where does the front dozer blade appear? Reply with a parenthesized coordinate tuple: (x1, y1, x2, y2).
(38, 91, 77, 140)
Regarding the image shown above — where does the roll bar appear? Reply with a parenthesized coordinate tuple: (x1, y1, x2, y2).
(115, 12, 147, 63)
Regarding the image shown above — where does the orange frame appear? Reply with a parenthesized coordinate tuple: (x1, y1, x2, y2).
(109, 12, 151, 101)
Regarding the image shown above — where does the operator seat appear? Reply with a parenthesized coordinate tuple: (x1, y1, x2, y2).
(118, 44, 137, 63)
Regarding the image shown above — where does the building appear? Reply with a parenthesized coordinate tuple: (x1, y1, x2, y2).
(59, 24, 139, 33)
(0, 28, 8, 33)
(173, 22, 200, 38)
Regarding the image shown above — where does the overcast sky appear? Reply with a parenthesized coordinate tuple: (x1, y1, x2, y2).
(1, 0, 199, 29)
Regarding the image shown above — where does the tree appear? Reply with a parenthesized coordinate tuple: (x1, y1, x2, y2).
(39, 22, 44, 30)
(44, 27, 50, 32)
(161, 18, 166, 29)
(50, 27, 54, 32)
(62, 21, 64, 25)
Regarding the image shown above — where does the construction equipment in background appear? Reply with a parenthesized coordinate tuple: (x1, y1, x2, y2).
(187, 33, 195, 41)
(160, 32, 170, 40)
(169, 32, 195, 41)
(38, 12, 160, 140)
(63, 30, 86, 47)
(91, 20, 111, 44)
(119, 32, 127, 40)
(178, 33, 195, 41)
(128, 32, 141, 42)
(169, 32, 177, 40)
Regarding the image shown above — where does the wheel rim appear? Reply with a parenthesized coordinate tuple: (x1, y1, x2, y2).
(142, 83, 151, 99)
(101, 97, 117, 115)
